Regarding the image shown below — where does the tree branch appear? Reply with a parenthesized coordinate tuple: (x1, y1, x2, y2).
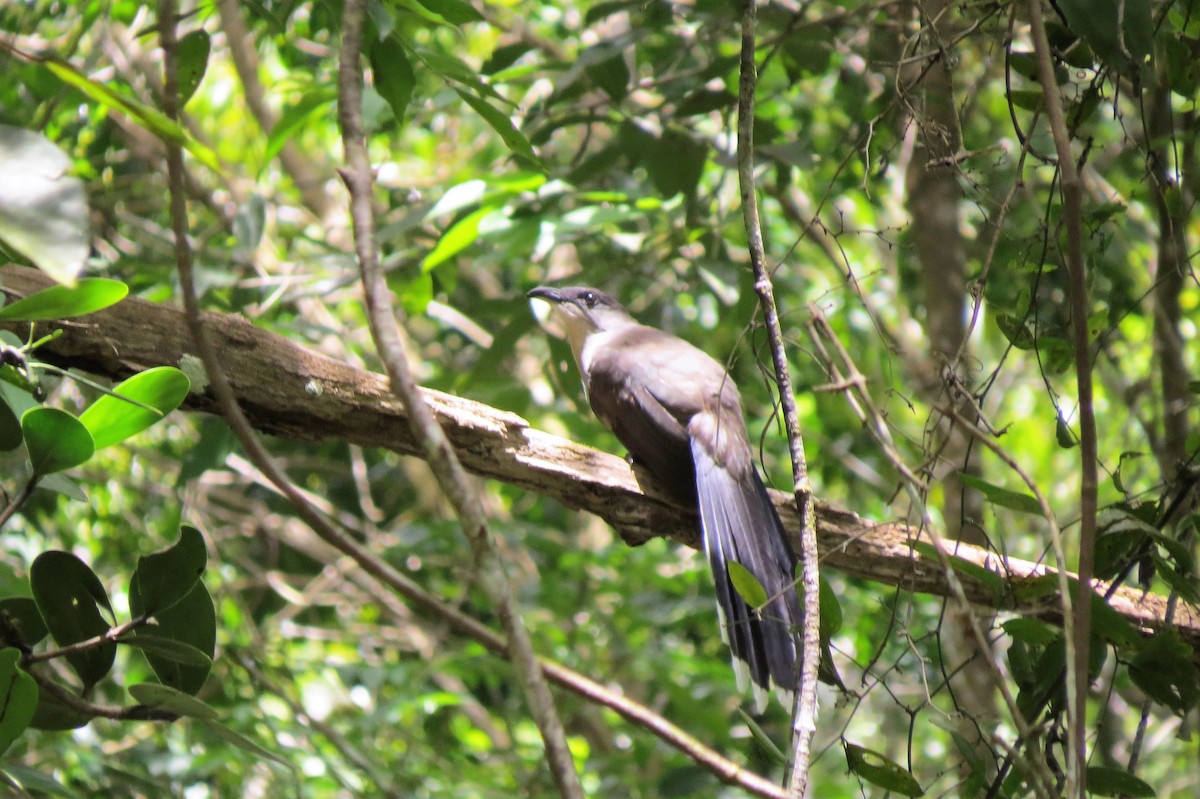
(0, 265, 1194, 652)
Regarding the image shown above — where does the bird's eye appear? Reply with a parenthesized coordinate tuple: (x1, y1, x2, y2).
(582, 291, 596, 307)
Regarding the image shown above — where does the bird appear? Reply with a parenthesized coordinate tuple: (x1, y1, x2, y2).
(527, 285, 801, 711)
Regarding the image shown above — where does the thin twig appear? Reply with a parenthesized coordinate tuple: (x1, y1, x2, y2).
(332, 4, 582, 797)
(735, 2, 819, 795)
(1027, 3, 1097, 796)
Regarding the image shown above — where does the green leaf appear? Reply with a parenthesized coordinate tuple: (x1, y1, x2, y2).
(116, 633, 213, 668)
(845, 742, 923, 797)
(0, 125, 90, 286)
(129, 580, 215, 695)
(78, 366, 190, 450)
(0, 278, 127, 321)
(422, 206, 492, 271)
(42, 58, 223, 174)
(453, 88, 542, 169)
(28, 687, 92, 731)
(0, 396, 20, 451)
(29, 551, 115, 691)
(1058, 0, 1153, 75)
(818, 574, 842, 638)
(959, 472, 1043, 515)
(1129, 632, 1199, 713)
(176, 30, 211, 106)
(416, 0, 483, 25)
(200, 718, 293, 770)
(0, 596, 48, 646)
(128, 682, 218, 721)
(261, 90, 335, 169)
(131, 525, 207, 616)
(369, 37, 416, 127)
(0, 648, 37, 755)
(727, 561, 768, 608)
(1085, 766, 1156, 797)
(21, 407, 95, 476)
(1002, 617, 1060, 646)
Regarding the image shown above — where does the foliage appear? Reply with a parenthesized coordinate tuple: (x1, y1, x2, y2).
(0, 0, 1197, 797)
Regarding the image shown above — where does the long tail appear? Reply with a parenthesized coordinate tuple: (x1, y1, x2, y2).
(691, 439, 801, 712)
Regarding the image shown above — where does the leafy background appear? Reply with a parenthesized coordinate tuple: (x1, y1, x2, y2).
(0, 0, 1197, 797)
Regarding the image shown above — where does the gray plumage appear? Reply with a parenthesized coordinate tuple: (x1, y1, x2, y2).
(528, 285, 800, 711)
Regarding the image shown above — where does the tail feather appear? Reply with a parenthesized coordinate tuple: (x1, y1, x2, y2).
(692, 439, 800, 712)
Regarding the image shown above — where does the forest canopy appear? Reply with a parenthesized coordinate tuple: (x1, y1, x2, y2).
(0, 0, 1198, 797)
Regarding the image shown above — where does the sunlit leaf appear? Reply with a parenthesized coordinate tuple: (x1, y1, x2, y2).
(78, 366, 190, 450)
(21, 407, 94, 475)
(0, 278, 127, 321)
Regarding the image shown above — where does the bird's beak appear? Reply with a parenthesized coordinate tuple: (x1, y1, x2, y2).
(527, 286, 564, 304)
(527, 286, 569, 339)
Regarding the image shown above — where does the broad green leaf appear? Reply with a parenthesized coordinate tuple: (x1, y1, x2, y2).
(29, 551, 115, 691)
(959, 472, 1043, 515)
(0, 762, 78, 795)
(0, 278, 127, 321)
(1130, 632, 1199, 713)
(422, 206, 492, 271)
(261, 90, 335, 169)
(0, 648, 37, 755)
(116, 634, 213, 668)
(131, 525, 207, 616)
(817, 573, 842, 638)
(78, 366, 190, 450)
(845, 743, 923, 797)
(176, 30, 211, 105)
(1085, 766, 1156, 797)
(417, 0, 483, 25)
(0, 597, 48, 646)
(129, 580, 215, 695)
(1002, 617, 1060, 646)
(28, 687, 92, 731)
(453, 88, 542, 169)
(370, 37, 416, 127)
(0, 125, 89, 286)
(21, 407, 95, 476)
(128, 682, 218, 721)
(727, 561, 768, 608)
(42, 58, 223, 174)
(1058, 0, 1153, 75)
(0, 396, 19, 451)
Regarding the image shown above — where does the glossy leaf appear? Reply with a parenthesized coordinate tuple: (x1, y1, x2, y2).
(370, 37, 416, 127)
(78, 366, 190, 450)
(959, 472, 1043, 515)
(128, 682, 218, 721)
(845, 743, 923, 797)
(0, 278, 126, 322)
(129, 579, 215, 695)
(0, 396, 19, 451)
(1130, 633, 1199, 713)
(117, 634, 213, 668)
(29, 551, 115, 691)
(0, 648, 37, 755)
(176, 30, 211, 106)
(131, 525, 207, 616)
(1086, 766, 1156, 797)
(0, 125, 89, 286)
(0, 596, 48, 647)
(727, 561, 768, 608)
(21, 407, 95, 476)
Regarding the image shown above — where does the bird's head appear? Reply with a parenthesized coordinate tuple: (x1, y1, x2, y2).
(527, 286, 633, 351)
